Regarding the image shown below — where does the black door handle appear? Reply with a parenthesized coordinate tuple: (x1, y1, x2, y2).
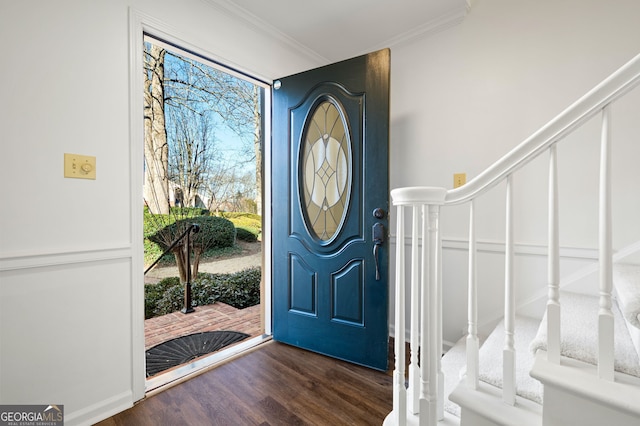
(372, 222, 385, 280)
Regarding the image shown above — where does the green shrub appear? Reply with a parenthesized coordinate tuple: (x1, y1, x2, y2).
(235, 227, 258, 242)
(221, 212, 261, 234)
(154, 284, 184, 316)
(145, 210, 263, 266)
(143, 211, 173, 265)
(221, 212, 261, 221)
(146, 267, 261, 318)
(144, 276, 180, 319)
(148, 215, 236, 253)
(170, 206, 209, 217)
(143, 207, 210, 265)
(212, 267, 261, 309)
(192, 216, 236, 249)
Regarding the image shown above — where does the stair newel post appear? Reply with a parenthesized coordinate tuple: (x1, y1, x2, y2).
(392, 203, 407, 425)
(408, 205, 421, 414)
(598, 105, 614, 381)
(386, 187, 445, 426)
(547, 144, 561, 363)
(466, 199, 479, 388)
(503, 175, 516, 405)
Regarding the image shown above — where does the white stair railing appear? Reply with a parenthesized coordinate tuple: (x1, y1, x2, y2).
(384, 52, 640, 425)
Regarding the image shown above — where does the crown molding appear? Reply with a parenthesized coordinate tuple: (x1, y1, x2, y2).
(202, 0, 328, 65)
(369, 2, 471, 52)
(202, 0, 470, 66)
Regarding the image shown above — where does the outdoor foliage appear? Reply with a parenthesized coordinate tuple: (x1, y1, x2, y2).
(147, 215, 236, 251)
(145, 267, 261, 319)
(144, 208, 263, 266)
(222, 212, 261, 241)
(144, 206, 210, 263)
(145, 276, 181, 319)
(235, 227, 258, 242)
(147, 215, 236, 283)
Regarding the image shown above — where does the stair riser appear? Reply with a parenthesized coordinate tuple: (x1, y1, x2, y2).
(543, 385, 640, 426)
(459, 409, 502, 426)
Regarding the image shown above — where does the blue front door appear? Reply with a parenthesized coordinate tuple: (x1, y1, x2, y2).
(272, 49, 390, 370)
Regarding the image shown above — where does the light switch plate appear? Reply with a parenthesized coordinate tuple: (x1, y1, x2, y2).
(64, 153, 96, 179)
(453, 173, 466, 188)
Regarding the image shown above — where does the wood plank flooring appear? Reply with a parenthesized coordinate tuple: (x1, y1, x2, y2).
(97, 341, 393, 425)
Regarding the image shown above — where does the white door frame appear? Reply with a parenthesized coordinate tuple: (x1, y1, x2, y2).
(128, 8, 272, 401)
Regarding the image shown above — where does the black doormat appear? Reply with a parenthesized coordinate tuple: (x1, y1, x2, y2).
(146, 330, 249, 377)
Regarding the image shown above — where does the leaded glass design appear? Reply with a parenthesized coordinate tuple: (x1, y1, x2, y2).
(301, 100, 352, 241)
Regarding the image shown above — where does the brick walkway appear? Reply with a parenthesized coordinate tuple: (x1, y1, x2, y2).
(144, 303, 262, 350)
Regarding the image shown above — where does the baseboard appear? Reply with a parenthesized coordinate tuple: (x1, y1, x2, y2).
(64, 390, 133, 426)
(387, 323, 456, 353)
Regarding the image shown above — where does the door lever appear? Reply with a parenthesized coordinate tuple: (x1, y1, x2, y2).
(372, 222, 385, 280)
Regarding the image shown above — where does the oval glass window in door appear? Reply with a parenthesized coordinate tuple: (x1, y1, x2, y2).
(301, 100, 352, 242)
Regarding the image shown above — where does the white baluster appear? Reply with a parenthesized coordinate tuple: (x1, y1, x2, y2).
(547, 145, 561, 364)
(393, 204, 407, 424)
(419, 203, 430, 425)
(419, 204, 439, 425)
(503, 175, 516, 405)
(437, 213, 444, 421)
(408, 206, 420, 414)
(467, 200, 479, 388)
(598, 105, 614, 381)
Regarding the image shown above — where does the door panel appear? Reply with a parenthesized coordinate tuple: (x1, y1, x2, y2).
(272, 49, 390, 370)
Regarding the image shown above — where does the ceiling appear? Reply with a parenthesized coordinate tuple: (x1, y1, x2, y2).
(210, 0, 471, 63)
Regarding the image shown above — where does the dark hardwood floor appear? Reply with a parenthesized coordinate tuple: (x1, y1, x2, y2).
(97, 340, 393, 425)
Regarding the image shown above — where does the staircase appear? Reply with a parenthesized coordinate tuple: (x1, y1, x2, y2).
(384, 52, 640, 426)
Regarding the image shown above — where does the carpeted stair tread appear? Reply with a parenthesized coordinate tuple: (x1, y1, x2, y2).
(442, 336, 467, 417)
(530, 291, 640, 378)
(442, 315, 542, 417)
(614, 263, 640, 359)
(479, 315, 543, 404)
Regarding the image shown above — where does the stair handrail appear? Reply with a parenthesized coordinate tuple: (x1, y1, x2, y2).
(386, 52, 640, 425)
(445, 52, 640, 206)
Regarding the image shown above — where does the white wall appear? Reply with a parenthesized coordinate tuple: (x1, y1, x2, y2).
(0, 1, 316, 424)
(389, 0, 640, 343)
(3, 0, 640, 422)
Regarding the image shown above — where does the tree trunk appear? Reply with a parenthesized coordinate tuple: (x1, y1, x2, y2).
(192, 249, 202, 279)
(253, 86, 263, 216)
(144, 44, 170, 215)
(172, 244, 188, 283)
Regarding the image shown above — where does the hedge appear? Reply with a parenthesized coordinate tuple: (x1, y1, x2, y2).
(148, 215, 236, 252)
(144, 267, 261, 319)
